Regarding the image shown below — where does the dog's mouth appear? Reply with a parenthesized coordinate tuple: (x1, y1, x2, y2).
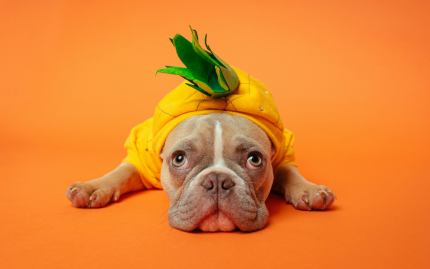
(168, 194, 268, 232)
(198, 210, 236, 232)
(168, 168, 269, 232)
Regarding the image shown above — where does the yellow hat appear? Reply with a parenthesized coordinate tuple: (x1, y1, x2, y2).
(123, 67, 295, 189)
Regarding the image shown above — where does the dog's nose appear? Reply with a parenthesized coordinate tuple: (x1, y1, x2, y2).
(202, 173, 234, 192)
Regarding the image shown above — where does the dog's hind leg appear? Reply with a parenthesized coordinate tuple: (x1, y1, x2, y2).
(65, 162, 144, 208)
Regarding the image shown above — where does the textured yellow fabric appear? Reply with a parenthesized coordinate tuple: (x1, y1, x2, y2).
(123, 67, 296, 189)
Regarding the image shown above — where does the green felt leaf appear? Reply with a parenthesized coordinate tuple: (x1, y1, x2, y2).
(156, 66, 195, 79)
(189, 26, 220, 67)
(208, 69, 228, 93)
(180, 76, 196, 85)
(156, 26, 239, 99)
(194, 80, 215, 95)
(172, 34, 213, 82)
(204, 34, 225, 68)
(202, 33, 239, 89)
(212, 53, 239, 91)
(215, 66, 229, 91)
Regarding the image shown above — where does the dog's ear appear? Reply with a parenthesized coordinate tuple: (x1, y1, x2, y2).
(160, 147, 164, 160)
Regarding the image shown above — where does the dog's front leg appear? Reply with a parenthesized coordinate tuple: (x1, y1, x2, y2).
(65, 162, 144, 208)
(272, 165, 337, 210)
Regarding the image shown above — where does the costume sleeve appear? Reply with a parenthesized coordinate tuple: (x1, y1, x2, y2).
(122, 118, 163, 189)
(276, 128, 297, 168)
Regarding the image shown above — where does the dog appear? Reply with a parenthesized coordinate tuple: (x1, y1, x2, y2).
(65, 28, 336, 232)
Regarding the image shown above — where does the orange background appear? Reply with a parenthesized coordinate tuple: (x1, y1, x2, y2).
(1, 0, 429, 268)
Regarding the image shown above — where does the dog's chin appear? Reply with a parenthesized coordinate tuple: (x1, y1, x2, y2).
(198, 211, 237, 232)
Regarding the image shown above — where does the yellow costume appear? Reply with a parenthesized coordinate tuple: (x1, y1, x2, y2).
(122, 67, 296, 189)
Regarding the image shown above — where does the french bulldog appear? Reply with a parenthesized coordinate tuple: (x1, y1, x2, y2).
(65, 113, 336, 232)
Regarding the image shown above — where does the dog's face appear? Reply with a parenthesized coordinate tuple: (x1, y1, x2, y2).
(160, 113, 275, 232)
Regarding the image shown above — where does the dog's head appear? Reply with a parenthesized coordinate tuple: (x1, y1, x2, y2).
(160, 113, 275, 232)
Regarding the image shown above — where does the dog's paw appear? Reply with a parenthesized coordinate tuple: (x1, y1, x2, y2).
(65, 181, 120, 208)
(286, 184, 337, 211)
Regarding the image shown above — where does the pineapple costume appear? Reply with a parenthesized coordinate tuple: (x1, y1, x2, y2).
(123, 27, 296, 189)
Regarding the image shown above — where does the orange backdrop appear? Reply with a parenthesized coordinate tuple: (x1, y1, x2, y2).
(1, 0, 429, 268)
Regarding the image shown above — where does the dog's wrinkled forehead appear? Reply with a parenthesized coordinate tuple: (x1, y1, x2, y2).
(162, 114, 274, 180)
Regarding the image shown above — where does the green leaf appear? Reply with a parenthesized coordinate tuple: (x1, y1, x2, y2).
(212, 52, 239, 91)
(208, 69, 228, 93)
(215, 66, 229, 91)
(156, 66, 195, 79)
(204, 34, 225, 68)
(189, 26, 220, 67)
(172, 33, 214, 83)
(156, 26, 239, 99)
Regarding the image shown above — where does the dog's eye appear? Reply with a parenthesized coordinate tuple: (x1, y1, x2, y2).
(246, 155, 262, 169)
(172, 154, 188, 168)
